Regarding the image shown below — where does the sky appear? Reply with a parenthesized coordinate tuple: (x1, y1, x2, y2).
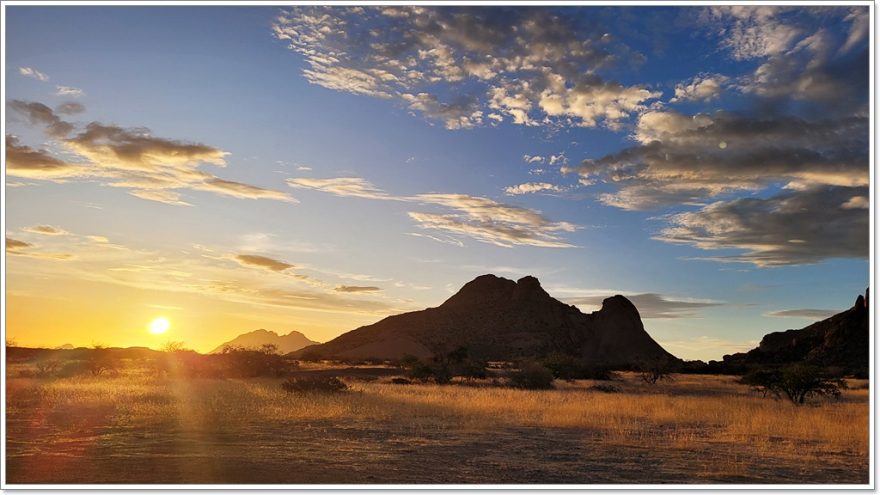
(3, 4, 871, 360)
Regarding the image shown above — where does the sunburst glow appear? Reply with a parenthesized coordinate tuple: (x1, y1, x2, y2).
(148, 317, 170, 335)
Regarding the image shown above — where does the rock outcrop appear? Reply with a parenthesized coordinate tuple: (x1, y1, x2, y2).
(722, 289, 869, 376)
(210, 329, 319, 354)
(295, 274, 678, 367)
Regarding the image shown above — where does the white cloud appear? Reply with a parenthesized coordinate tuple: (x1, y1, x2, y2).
(670, 74, 729, 102)
(19, 67, 49, 82)
(504, 182, 565, 195)
(55, 85, 85, 98)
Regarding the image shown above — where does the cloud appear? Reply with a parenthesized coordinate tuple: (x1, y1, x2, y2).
(702, 6, 868, 113)
(334, 285, 382, 293)
(273, 6, 658, 129)
(406, 232, 465, 247)
(567, 110, 868, 210)
(23, 225, 68, 236)
(656, 186, 868, 266)
(55, 85, 85, 98)
(234, 254, 295, 272)
(19, 67, 49, 81)
(766, 308, 838, 319)
(194, 178, 298, 203)
(6, 237, 33, 251)
(286, 176, 578, 248)
(566, 292, 722, 318)
(504, 182, 565, 195)
(9, 100, 75, 137)
(287, 177, 392, 200)
(128, 189, 192, 206)
(704, 6, 803, 61)
(55, 102, 86, 115)
(409, 193, 577, 248)
(7, 102, 297, 205)
(5, 135, 83, 179)
(523, 155, 545, 164)
(670, 74, 729, 102)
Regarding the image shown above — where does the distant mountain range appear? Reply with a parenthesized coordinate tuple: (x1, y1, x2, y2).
(294, 274, 678, 367)
(209, 329, 319, 354)
(721, 289, 869, 376)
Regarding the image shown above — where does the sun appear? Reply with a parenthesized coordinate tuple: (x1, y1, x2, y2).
(148, 317, 171, 335)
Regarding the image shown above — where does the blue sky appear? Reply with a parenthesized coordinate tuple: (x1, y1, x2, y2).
(4, 5, 870, 359)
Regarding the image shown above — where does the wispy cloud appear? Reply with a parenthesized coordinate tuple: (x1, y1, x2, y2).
(565, 292, 723, 319)
(7, 101, 297, 206)
(334, 285, 382, 293)
(234, 254, 295, 272)
(288, 176, 579, 248)
(18, 67, 49, 82)
(765, 308, 838, 319)
(55, 85, 85, 98)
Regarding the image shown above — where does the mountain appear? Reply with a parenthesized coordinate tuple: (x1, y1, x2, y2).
(721, 289, 869, 376)
(294, 274, 678, 367)
(210, 329, 319, 354)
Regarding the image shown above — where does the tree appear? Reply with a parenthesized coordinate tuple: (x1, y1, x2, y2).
(742, 364, 846, 405)
(639, 360, 674, 385)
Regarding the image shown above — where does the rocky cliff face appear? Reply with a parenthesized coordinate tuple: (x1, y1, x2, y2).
(295, 274, 678, 367)
(722, 289, 869, 376)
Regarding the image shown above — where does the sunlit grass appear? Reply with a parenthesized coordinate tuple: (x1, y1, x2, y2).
(6, 368, 868, 482)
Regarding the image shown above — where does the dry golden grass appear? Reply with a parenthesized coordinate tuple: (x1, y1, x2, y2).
(5, 369, 868, 484)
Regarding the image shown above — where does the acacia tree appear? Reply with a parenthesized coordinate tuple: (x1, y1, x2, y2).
(742, 364, 846, 405)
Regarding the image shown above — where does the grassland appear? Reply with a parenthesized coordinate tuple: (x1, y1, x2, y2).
(5, 365, 869, 484)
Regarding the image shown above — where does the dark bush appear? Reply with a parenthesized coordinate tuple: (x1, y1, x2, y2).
(588, 384, 622, 393)
(741, 364, 846, 405)
(541, 353, 616, 380)
(391, 377, 412, 385)
(638, 360, 674, 384)
(281, 376, 348, 393)
(506, 362, 555, 390)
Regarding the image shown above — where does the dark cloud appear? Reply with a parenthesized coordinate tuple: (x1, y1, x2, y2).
(8, 100, 75, 137)
(334, 285, 382, 293)
(6, 237, 33, 251)
(566, 293, 722, 319)
(657, 186, 868, 266)
(55, 102, 86, 115)
(567, 111, 867, 210)
(766, 308, 838, 319)
(234, 254, 294, 272)
(6, 102, 296, 205)
(273, 6, 658, 129)
(5, 135, 82, 179)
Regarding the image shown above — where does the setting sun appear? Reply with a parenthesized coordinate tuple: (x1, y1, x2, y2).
(148, 317, 170, 335)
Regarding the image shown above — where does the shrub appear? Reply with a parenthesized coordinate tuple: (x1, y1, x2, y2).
(742, 364, 846, 405)
(506, 362, 555, 390)
(281, 376, 348, 394)
(541, 353, 617, 380)
(391, 377, 412, 385)
(639, 360, 674, 384)
(588, 384, 622, 393)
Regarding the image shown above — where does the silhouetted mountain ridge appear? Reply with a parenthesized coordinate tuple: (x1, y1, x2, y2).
(721, 289, 868, 376)
(210, 329, 319, 354)
(295, 274, 678, 367)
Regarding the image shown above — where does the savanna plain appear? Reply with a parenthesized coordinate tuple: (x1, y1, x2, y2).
(5, 360, 868, 484)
